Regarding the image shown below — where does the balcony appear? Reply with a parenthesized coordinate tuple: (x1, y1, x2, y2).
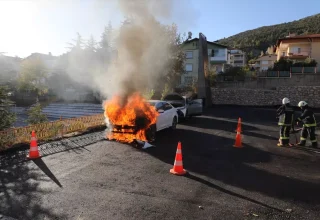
(210, 56, 227, 62)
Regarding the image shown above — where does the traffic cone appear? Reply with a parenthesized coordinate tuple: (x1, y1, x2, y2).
(235, 117, 242, 133)
(170, 142, 187, 176)
(233, 131, 243, 148)
(27, 131, 41, 159)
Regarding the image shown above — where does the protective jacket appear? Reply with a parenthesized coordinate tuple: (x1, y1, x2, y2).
(277, 104, 295, 126)
(296, 107, 317, 127)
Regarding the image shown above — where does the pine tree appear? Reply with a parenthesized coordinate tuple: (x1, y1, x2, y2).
(0, 86, 16, 130)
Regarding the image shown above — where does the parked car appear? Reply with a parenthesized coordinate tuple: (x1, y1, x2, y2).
(145, 100, 179, 142)
(163, 93, 203, 119)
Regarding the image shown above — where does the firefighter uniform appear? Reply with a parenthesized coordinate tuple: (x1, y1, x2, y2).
(296, 101, 318, 148)
(277, 98, 294, 146)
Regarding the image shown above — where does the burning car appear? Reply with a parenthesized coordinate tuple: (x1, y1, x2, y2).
(163, 93, 203, 119)
(104, 93, 178, 144)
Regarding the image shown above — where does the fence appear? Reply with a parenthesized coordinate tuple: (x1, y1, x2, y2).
(257, 71, 291, 78)
(0, 114, 106, 151)
(291, 67, 317, 74)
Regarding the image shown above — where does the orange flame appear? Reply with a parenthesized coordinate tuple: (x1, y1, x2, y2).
(104, 92, 158, 143)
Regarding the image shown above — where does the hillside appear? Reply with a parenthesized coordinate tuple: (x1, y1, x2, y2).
(216, 13, 320, 60)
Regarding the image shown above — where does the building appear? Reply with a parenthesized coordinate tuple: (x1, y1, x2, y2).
(180, 38, 228, 85)
(275, 34, 320, 71)
(228, 48, 247, 67)
(254, 54, 277, 71)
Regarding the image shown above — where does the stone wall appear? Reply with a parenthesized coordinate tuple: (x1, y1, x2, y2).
(211, 86, 320, 107)
(215, 73, 320, 89)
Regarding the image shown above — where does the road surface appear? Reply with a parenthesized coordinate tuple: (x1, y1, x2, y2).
(0, 106, 320, 220)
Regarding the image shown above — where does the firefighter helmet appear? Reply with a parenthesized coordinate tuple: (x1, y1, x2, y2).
(282, 97, 290, 105)
(298, 101, 308, 107)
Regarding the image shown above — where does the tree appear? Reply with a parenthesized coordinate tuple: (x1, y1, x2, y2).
(86, 35, 98, 52)
(0, 86, 16, 130)
(99, 21, 113, 50)
(26, 102, 48, 125)
(66, 32, 84, 51)
(18, 57, 48, 99)
(161, 24, 186, 90)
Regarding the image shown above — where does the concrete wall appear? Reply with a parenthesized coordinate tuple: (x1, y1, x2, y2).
(211, 86, 320, 107)
(216, 73, 320, 89)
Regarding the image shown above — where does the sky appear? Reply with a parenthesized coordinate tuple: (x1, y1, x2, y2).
(0, 0, 319, 58)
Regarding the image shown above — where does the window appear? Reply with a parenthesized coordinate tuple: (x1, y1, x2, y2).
(234, 60, 243, 64)
(163, 102, 173, 111)
(185, 51, 193, 59)
(185, 64, 193, 72)
(291, 47, 301, 54)
(211, 49, 225, 57)
(155, 102, 164, 110)
(261, 60, 268, 65)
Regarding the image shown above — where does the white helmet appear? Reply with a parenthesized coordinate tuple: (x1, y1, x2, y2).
(282, 97, 290, 105)
(298, 101, 308, 107)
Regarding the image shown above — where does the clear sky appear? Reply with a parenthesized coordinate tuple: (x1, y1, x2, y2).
(0, 0, 319, 58)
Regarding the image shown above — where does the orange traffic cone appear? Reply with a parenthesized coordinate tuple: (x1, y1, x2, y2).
(27, 131, 41, 159)
(233, 131, 243, 148)
(235, 117, 242, 133)
(170, 142, 187, 176)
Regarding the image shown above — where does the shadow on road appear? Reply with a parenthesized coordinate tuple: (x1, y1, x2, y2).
(147, 127, 320, 206)
(185, 173, 283, 212)
(0, 160, 66, 220)
(32, 158, 63, 188)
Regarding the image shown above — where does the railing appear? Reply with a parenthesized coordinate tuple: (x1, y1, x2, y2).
(257, 71, 291, 78)
(0, 114, 106, 151)
(291, 67, 317, 73)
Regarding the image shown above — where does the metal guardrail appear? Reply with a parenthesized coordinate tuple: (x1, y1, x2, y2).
(0, 114, 106, 151)
(257, 71, 291, 78)
(291, 67, 317, 73)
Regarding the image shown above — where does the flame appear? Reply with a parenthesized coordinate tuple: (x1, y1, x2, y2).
(104, 92, 159, 143)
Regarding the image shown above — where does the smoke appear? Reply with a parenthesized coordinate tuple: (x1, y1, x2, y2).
(63, 0, 184, 104)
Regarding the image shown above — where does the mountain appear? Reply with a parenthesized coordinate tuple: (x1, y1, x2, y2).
(216, 13, 320, 61)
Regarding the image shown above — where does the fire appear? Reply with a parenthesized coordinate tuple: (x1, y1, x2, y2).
(104, 92, 159, 143)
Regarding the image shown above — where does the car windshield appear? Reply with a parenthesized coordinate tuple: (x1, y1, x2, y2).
(146, 101, 157, 106)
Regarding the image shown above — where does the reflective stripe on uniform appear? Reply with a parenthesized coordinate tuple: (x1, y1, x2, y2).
(280, 137, 289, 140)
(300, 137, 307, 140)
(311, 139, 317, 142)
(174, 160, 183, 166)
(304, 123, 316, 127)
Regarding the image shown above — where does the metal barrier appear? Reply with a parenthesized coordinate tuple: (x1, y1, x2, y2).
(0, 114, 106, 151)
(291, 67, 317, 74)
(257, 71, 291, 78)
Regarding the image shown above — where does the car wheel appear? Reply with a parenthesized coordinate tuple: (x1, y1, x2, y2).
(145, 124, 156, 143)
(171, 116, 177, 130)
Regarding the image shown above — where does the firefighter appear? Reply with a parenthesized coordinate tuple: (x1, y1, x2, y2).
(276, 97, 295, 147)
(296, 101, 318, 148)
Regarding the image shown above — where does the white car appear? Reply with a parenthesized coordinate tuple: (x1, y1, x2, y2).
(145, 100, 179, 142)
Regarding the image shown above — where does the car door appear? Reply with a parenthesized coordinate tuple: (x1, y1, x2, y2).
(192, 99, 203, 115)
(188, 99, 203, 115)
(162, 102, 174, 128)
(155, 102, 166, 131)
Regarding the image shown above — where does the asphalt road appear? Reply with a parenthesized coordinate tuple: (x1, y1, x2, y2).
(1, 106, 320, 220)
